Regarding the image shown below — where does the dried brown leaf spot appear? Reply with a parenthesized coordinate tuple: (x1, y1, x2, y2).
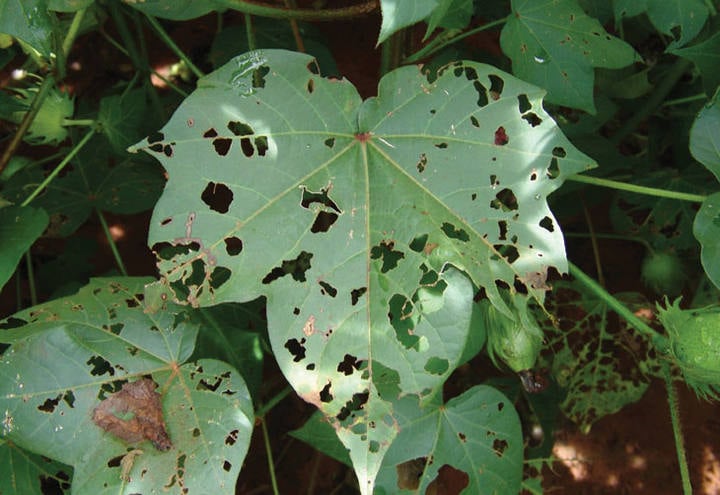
(92, 378, 172, 451)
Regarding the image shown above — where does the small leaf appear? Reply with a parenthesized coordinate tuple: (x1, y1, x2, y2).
(646, 0, 708, 49)
(0, 0, 54, 59)
(425, 0, 473, 37)
(374, 386, 523, 494)
(670, 32, 720, 97)
(690, 88, 720, 183)
(693, 192, 720, 290)
(122, 0, 219, 20)
(290, 411, 352, 466)
(0, 277, 254, 494)
(0, 205, 48, 291)
(378, 0, 438, 44)
(98, 89, 155, 155)
(500, 0, 639, 112)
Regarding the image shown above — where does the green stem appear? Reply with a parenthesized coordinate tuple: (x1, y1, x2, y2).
(704, 0, 717, 16)
(662, 361, 693, 495)
(282, 0, 306, 52)
(567, 174, 706, 203)
(24, 251, 37, 307)
(611, 58, 693, 145)
(132, 10, 167, 120)
(61, 8, 87, 59)
(662, 93, 708, 107)
(255, 386, 293, 418)
(108, 0, 141, 67)
(96, 209, 128, 276)
(216, 0, 378, 20)
(404, 17, 508, 64)
(145, 15, 205, 79)
(568, 261, 668, 351)
(0, 75, 56, 174)
(21, 128, 96, 207)
(565, 232, 652, 252)
(62, 118, 96, 126)
(244, 14, 257, 52)
(260, 418, 280, 495)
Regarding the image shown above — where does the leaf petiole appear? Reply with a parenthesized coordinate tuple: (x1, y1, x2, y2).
(567, 174, 706, 203)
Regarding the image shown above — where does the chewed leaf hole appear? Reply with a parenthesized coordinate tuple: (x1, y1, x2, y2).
(409, 233, 428, 252)
(319, 382, 333, 402)
(490, 188, 518, 211)
(301, 186, 341, 213)
(494, 126, 509, 145)
(252, 65, 270, 88)
(210, 266, 231, 289)
(494, 244, 520, 264)
(416, 153, 427, 173)
(370, 240, 405, 273)
(396, 458, 426, 490)
(285, 338, 306, 362)
(201, 182, 233, 213)
(311, 211, 338, 233)
(212, 138, 232, 156)
(424, 357, 449, 375)
(224, 237, 243, 255)
(307, 78, 315, 93)
(160, 217, 172, 226)
(470, 115, 480, 127)
(493, 438, 509, 457)
(350, 287, 367, 305)
(539, 216, 554, 232)
(262, 251, 313, 284)
(306, 59, 320, 74)
(473, 81, 488, 107)
(517, 93, 531, 113)
(441, 222, 470, 242)
(498, 220, 508, 240)
(488, 74, 504, 99)
(336, 391, 369, 422)
(522, 112, 542, 127)
(388, 294, 420, 350)
(318, 280, 337, 297)
(228, 121, 253, 136)
(324, 137, 335, 148)
(337, 354, 361, 375)
(547, 157, 560, 179)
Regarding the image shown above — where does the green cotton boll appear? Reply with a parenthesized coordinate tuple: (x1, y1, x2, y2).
(657, 297, 720, 400)
(485, 303, 543, 373)
(10, 85, 74, 145)
(641, 251, 687, 297)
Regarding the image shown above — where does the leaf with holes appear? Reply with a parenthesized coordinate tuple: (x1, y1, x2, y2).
(0, 0, 54, 59)
(373, 386, 522, 494)
(541, 282, 660, 432)
(500, 0, 638, 113)
(0, 277, 253, 495)
(130, 49, 593, 492)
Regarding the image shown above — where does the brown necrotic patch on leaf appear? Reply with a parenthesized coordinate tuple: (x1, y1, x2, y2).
(92, 378, 172, 451)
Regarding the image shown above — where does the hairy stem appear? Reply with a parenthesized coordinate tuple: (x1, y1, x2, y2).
(662, 361, 693, 495)
(567, 174, 706, 203)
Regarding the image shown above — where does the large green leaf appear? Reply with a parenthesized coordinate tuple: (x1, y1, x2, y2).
(500, 0, 638, 113)
(2, 136, 164, 236)
(690, 89, 720, 183)
(130, 49, 593, 492)
(0, 205, 48, 291)
(0, 278, 253, 495)
(378, 0, 438, 44)
(0, 0, 53, 58)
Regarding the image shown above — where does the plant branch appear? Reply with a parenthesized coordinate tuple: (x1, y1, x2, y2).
(216, 0, 378, 20)
(610, 58, 693, 145)
(21, 127, 96, 207)
(567, 174, 706, 203)
(662, 361, 693, 495)
(260, 418, 280, 495)
(404, 17, 508, 64)
(96, 209, 128, 276)
(24, 251, 37, 307)
(61, 8, 87, 60)
(568, 261, 668, 351)
(145, 15, 205, 79)
(282, 0, 306, 52)
(0, 75, 56, 175)
(256, 386, 293, 418)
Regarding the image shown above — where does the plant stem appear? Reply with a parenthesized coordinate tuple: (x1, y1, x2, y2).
(108, 0, 141, 67)
(704, 0, 717, 16)
(260, 418, 280, 495)
(582, 200, 605, 287)
(256, 386, 293, 418)
(24, 251, 37, 307)
(566, 174, 706, 203)
(61, 8, 87, 59)
(662, 93, 708, 107)
(62, 118, 96, 126)
(567, 261, 668, 351)
(0, 75, 56, 174)
(216, 0, 378, 20)
(282, 0, 306, 52)
(96, 209, 128, 276)
(404, 17, 508, 64)
(610, 58, 693, 145)
(662, 361, 693, 495)
(244, 14, 257, 52)
(21, 128, 96, 207)
(565, 232, 652, 251)
(145, 15, 205, 79)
